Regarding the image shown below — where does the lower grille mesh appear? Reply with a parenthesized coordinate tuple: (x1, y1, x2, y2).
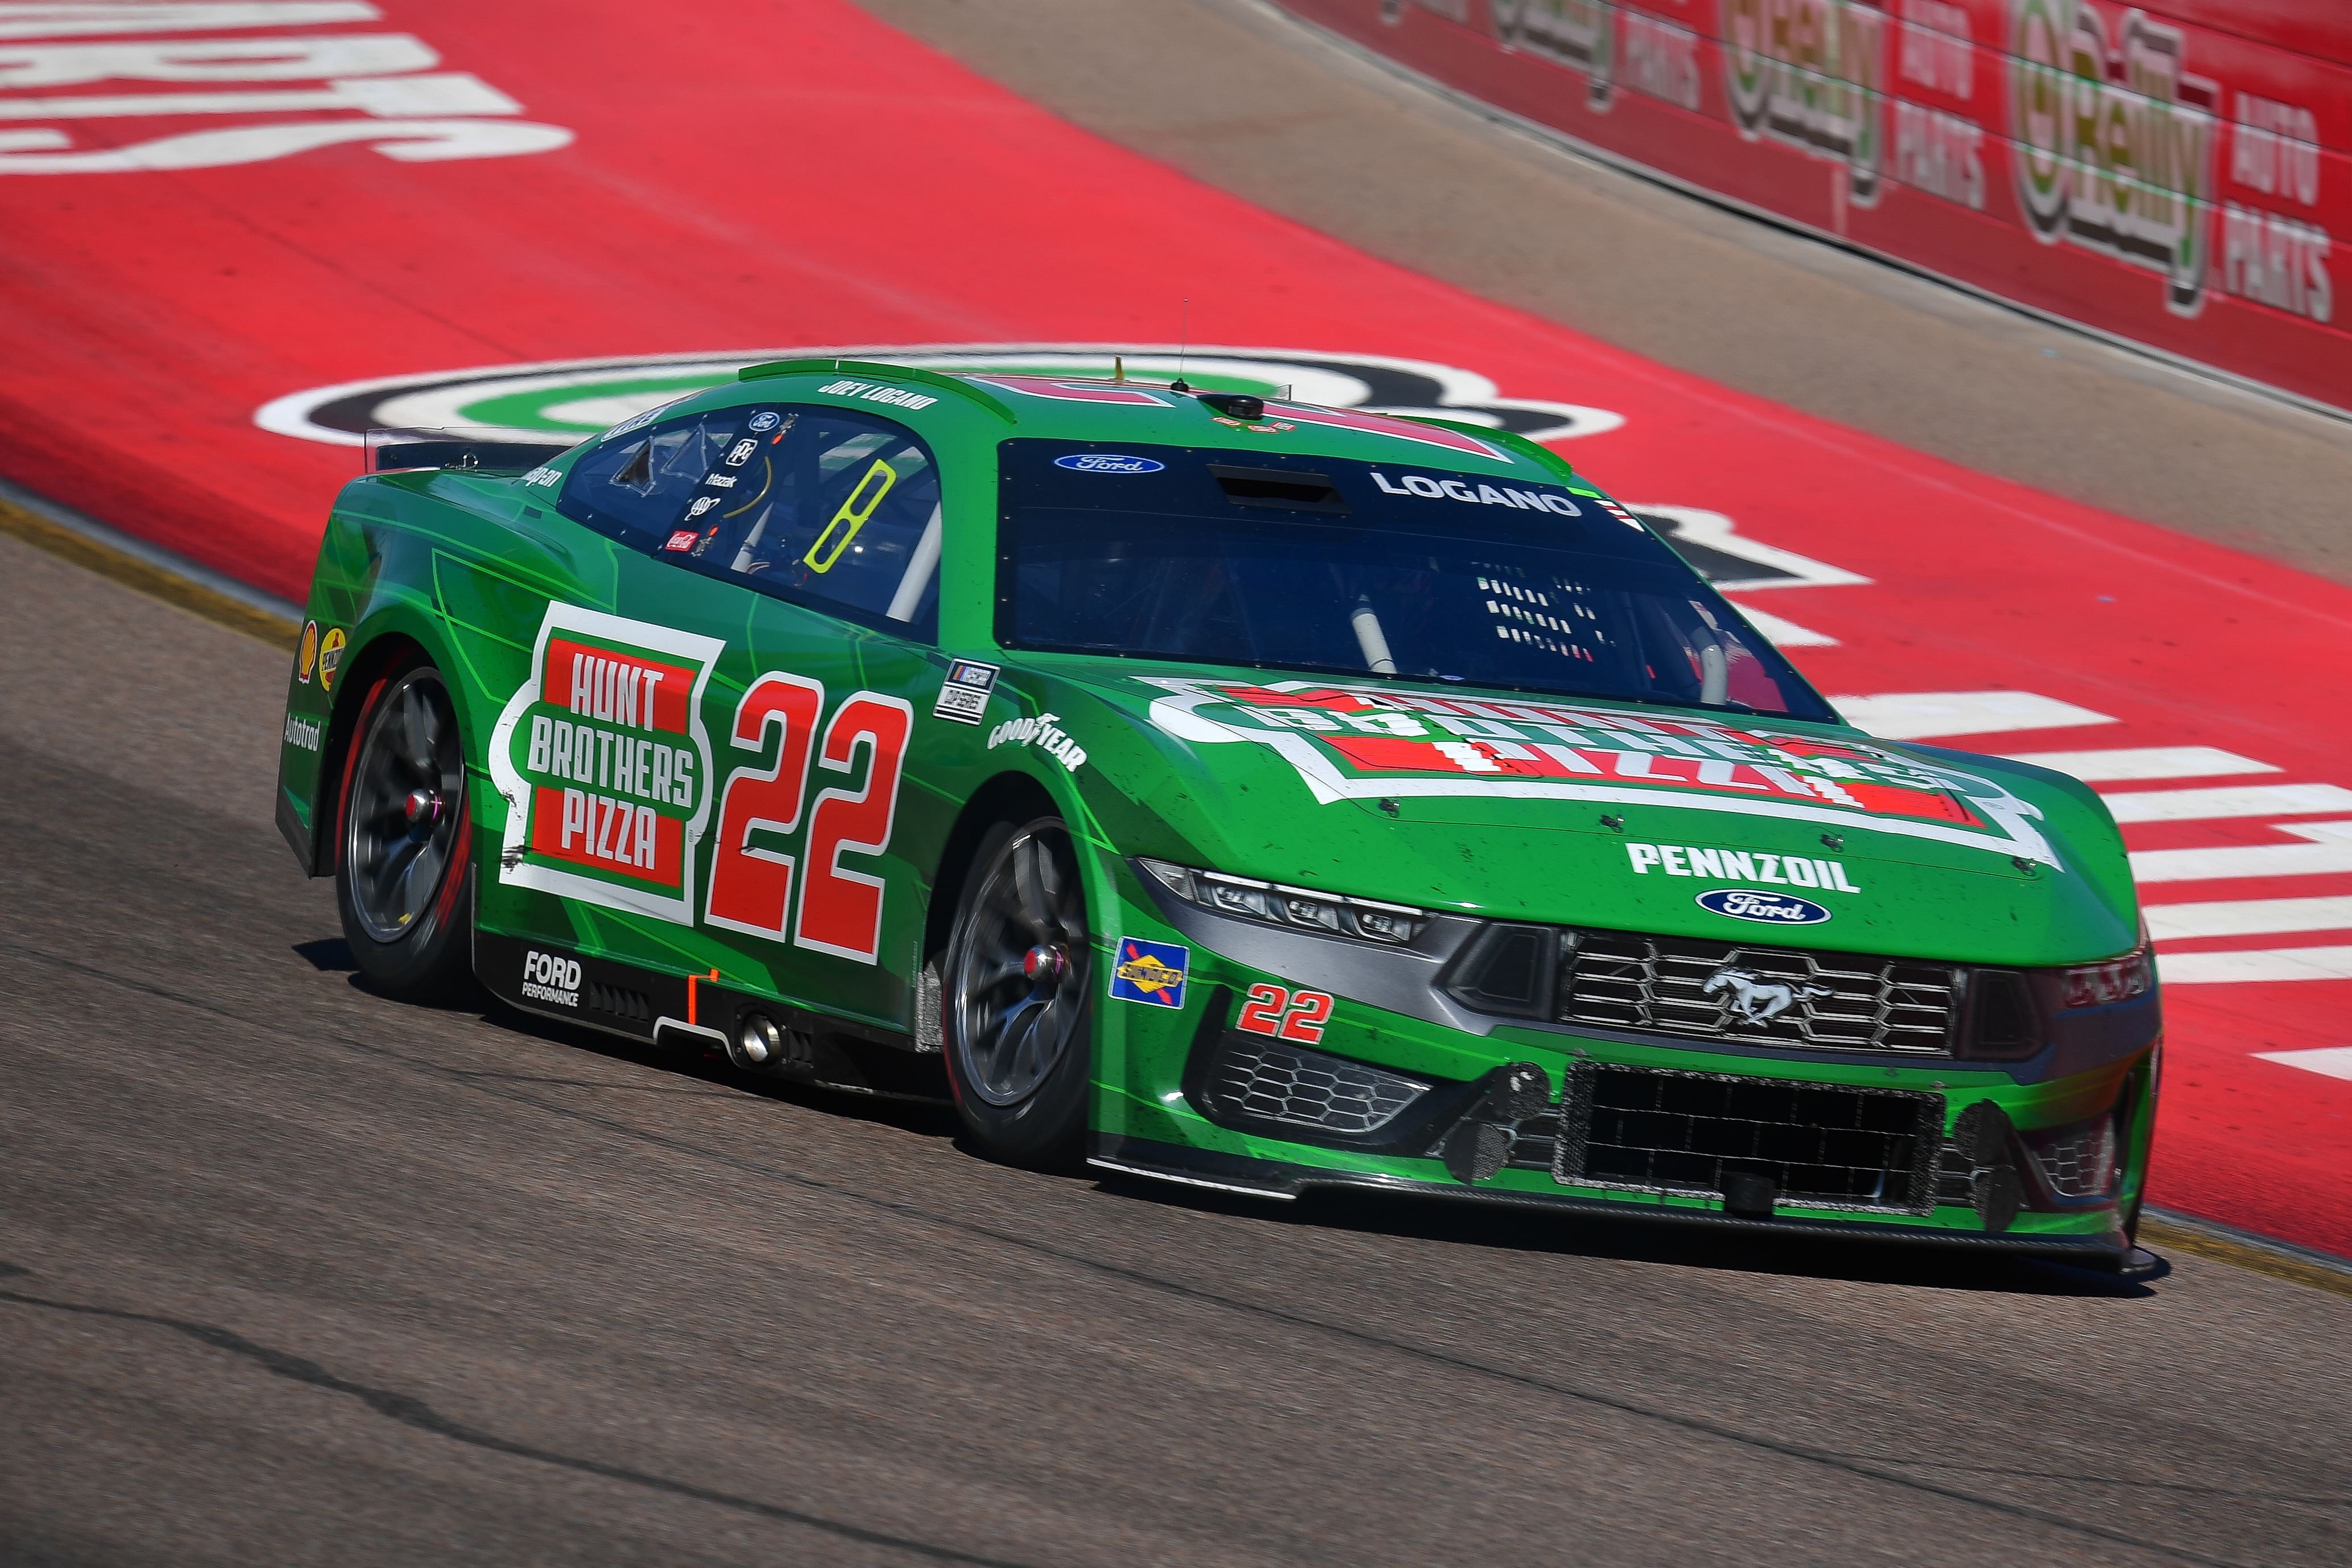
(2026, 1115, 2120, 1199)
(1554, 1064, 1941, 1213)
(1202, 1040, 1428, 1136)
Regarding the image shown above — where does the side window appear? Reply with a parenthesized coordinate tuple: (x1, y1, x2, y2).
(558, 403, 944, 640)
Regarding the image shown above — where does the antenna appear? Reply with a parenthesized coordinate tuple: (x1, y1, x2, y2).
(1113, 354, 1126, 383)
(1172, 298, 1191, 392)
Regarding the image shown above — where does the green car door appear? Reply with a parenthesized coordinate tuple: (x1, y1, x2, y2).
(481, 395, 961, 1041)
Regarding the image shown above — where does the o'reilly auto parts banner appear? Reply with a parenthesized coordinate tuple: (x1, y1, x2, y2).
(1286, 1, 2351, 412)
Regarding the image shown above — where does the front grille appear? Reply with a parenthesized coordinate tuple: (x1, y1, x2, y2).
(1554, 1064, 1942, 1213)
(1560, 932, 1959, 1054)
(1202, 1040, 1429, 1136)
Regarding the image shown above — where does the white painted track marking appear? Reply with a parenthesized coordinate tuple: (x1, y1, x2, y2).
(2002, 746, 2279, 782)
(1729, 601, 1836, 647)
(2101, 783, 2352, 823)
(2165, 947, 2352, 983)
(2254, 1047, 2352, 1081)
(2129, 822, 2352, 884)
(1830, 691, 2116, 740)
(2146, 897, 2352, 941)
(1839, 689, 2352, 981)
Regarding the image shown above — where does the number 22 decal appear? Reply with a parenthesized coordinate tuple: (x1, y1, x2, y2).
(705, 678, 913, 964)
(1235, 984, 1334, 1043)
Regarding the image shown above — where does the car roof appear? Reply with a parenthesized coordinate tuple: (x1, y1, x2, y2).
(699, 358, 1579, 484)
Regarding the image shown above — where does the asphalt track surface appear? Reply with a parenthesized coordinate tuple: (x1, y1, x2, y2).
(5, 528, 2352, 1568)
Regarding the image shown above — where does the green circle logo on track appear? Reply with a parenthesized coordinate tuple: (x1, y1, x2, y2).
(255, 346, 1624, 448)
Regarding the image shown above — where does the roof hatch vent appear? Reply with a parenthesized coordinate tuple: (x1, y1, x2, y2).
(1206, 464, 1347, 511)
(1197, 392, 1267, 421)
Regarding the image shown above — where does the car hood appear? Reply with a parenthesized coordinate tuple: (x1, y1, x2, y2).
(1009, 658, 2139, 968)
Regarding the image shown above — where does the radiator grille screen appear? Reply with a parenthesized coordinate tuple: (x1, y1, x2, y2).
(1554, 1064, 1942, 1213)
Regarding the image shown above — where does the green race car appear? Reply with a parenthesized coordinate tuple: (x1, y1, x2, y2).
(275, 358, 2160, 1266)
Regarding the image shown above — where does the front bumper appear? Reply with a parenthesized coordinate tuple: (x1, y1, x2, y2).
(1087, 1134, 2136, 1267)
(1091, 861, 2157, 1267)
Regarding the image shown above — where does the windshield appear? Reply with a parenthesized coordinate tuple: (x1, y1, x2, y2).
(996, 440, 1834, 720)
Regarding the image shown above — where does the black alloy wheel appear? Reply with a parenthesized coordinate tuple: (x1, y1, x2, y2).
(335, 662, 477, 1002)
(943, 816, 1093, 1166)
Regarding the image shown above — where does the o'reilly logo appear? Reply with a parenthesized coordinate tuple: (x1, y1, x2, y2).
(1625, 841, 1860, 893)
(521, 949, 582, 1007)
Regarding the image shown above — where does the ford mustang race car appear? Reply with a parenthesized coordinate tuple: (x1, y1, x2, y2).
(275, 358, 2160, 1267)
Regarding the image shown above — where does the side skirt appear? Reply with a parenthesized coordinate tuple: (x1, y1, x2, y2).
(474, 930, 949, 1102)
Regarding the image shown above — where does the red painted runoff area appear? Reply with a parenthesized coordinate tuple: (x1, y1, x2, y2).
(0, 0, 2346, 1254)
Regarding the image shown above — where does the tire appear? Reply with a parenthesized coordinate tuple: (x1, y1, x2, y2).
(334, 661, 477, 1004)
(942, 816, 1093, 1167)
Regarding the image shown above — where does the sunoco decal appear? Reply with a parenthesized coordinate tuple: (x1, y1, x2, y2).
(1110, 938, 1189, 1008)
(1142, 676, 2060, 868)
(487, 605, 723, 925)
(253, 346, 1624, 449)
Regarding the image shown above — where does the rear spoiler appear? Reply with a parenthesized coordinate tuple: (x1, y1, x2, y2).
(364, 426, 577, 474)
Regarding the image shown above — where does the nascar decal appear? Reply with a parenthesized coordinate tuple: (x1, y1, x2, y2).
(255, 346, 1624, 449)
(1142, 676, 2062, 868)
(487, 605, 724, 925)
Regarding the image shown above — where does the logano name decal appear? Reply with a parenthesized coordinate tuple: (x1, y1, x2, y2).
(1370, 471, 1585, 514)
(1142, 676, 2059, 868)
(489, 606, 723, 925)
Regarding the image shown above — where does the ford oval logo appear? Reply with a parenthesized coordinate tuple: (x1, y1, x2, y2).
(1054, 452, 1164, 474)
(1696, 888, 1833, 926)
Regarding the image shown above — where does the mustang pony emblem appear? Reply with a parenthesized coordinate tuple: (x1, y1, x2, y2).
(1703, 967, 1832, 1025)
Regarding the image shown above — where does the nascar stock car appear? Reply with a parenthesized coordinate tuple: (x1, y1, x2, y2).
(274, 357, 2160, 1266)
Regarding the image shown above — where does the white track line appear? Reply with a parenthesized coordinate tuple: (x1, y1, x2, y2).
(2129, 822, 2352, 883)
(1829, 691, 2116, 740)
(2255, 1048, 2352, 1081)
(2101, 783, 2352, 823)
(2146, 897, 2352, 941)
(2160, 947, 2352, 983)
(2004, 746, 2279, 782)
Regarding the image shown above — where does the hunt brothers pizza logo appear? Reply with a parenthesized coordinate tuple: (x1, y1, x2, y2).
(1722, 0, 1888, 206)
(2010, 0, 2218, 315)
(1142, 676, 2061, 869)
(488, 606, 724, 924)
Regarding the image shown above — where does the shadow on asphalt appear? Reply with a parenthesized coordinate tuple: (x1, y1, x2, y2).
(1098, 1176, 2166, 1299)
(339, 960, 2160, 1300)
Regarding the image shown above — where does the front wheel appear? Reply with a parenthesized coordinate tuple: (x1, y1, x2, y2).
(942, 817, 1093, 1168)
(335, 661, 476, 1004)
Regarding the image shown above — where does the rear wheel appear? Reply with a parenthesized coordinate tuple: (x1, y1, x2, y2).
(335, 662, 475, 1003)
(943, 817, 1093, 1167)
